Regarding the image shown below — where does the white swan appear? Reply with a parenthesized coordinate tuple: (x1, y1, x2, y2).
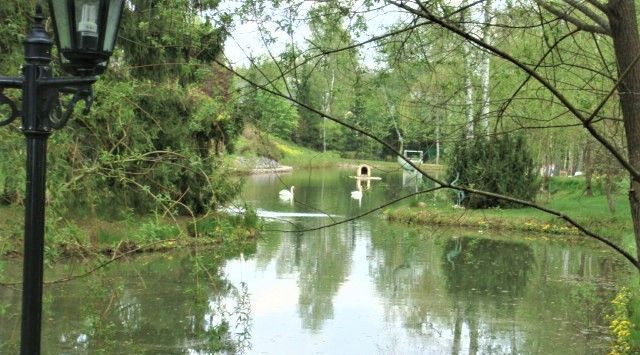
(351, 185, 363, 207)
(279, 186, 294, 201)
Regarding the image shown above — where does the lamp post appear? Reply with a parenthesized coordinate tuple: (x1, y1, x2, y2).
(0, 1, 124, 353)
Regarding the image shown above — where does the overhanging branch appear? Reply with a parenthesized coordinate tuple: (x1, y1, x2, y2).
(536, 0, 610, 35)
(562, 0, 611, 33)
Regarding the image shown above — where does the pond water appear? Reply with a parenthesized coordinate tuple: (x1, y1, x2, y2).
(0, 167, 634, 354)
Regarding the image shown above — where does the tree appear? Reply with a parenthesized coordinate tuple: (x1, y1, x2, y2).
(301, 2, 359, 152)
(0, 0, 244, 217)
(448, 133, 538, 209)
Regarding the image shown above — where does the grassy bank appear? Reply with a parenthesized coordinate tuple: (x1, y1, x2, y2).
(0, 206, 260, 261)
(229, 132, 344, 171)
(231, 127, 444, 171)
(386, 176, 634, 246)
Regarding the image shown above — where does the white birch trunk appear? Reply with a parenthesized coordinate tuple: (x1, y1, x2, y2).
(463, 45, 475, 137)
(435, 118, 441, 165)
(479, 0, 493, 132)
(462, 0, 476, 137)
(393, 119, 404, 154)
(322, 70, 336, 153)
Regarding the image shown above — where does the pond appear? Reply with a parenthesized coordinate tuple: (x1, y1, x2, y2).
(0, 167, 633, 354)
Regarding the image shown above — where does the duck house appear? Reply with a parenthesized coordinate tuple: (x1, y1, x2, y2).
(356, 164, 372, 178)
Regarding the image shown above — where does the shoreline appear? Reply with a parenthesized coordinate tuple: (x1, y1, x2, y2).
(249, 165, 293, 174)
(384, 207, 581, 236)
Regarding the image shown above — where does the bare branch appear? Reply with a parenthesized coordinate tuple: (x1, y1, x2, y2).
(562, 0, 611, 32)
(535, 0, 610, 35)
(585, 51, 640, 124)
(584, 0, 608, 14)
(497, 29, 581, 123)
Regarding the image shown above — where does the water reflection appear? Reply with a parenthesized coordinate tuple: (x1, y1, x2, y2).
(297, 224, 355, 331)
(442, 237, 534, 302)
(0, 251, 255, 354)
(369, 225, 625, 354)
(442, 237, 534, 355)
(0, 168, 632, 354)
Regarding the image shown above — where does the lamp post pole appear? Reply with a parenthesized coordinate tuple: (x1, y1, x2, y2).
(0, 0, 124, 355)
(20, 11, 54, 354)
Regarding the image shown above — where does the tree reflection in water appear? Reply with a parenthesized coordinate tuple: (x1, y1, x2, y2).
(296, 223, 355, 331)
(442, 237, 535, 355)
(0, 250, 255, 354)
(366, 224, 619, 354)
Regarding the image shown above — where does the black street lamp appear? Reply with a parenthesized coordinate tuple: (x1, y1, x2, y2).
(0, 1, 124, 353)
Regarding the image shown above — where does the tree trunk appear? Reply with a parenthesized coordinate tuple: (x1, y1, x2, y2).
(322, 70, 336, 153)
(436, 118, 441, 165)
(584, 139, 593, 196)
(452, 307, 462, 355)
(479, 0, 493, 133)
(604, 174, 617, 213)
(568, 147, 574, 174)
(467, 312, 479, 355)
(607, 0, 640, 260)
(461, 0, 475, 137)
(394, 120, 404, 153)
(464, 49, 475, 137)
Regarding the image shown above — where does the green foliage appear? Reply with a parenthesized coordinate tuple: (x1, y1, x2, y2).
(253, 90, 298, 139)
(188, 208, 260, 242)
(235, 125, 283, 161)
(132, 222, 179, 244)
(0, 0, 242, 220)
(448, 134, 539, 208)
(234, 65, 299, 142)
(0, 0, 31, 72)
(45, 79, 242, 216)
(292, 64, 323, 150)
(43, 221, 90, 261)
(120, 0, 228, 81)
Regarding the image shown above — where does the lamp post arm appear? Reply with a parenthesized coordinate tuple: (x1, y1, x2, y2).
(48, 86, 94, 129)
(39, 76, 97, 88)
(0, 76, 23, 88)
(0, 76, 23, 126)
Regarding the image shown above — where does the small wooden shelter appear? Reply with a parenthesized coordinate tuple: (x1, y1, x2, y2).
(356, 164, 372, 178)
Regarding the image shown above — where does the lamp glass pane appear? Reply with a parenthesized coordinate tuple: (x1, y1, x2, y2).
(51, 0, 71, 49)
(102, 0, 123, 52)
(75, 0, 100, 51)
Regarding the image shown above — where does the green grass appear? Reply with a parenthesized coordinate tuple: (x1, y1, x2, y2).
(0, 206, 259, 259)
(387, 176, 634, 245)
(229, 132, 345, 171)
(232, 127, 447, 172)
(271, 137, 343, 168)
(544, 177, 632, 241)
(0, 205, 22, 255)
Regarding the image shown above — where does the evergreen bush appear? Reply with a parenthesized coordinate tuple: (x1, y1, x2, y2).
(447, 134, 538, 208)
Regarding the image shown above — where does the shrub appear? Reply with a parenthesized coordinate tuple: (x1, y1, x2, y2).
(447, 133, 539, 209)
